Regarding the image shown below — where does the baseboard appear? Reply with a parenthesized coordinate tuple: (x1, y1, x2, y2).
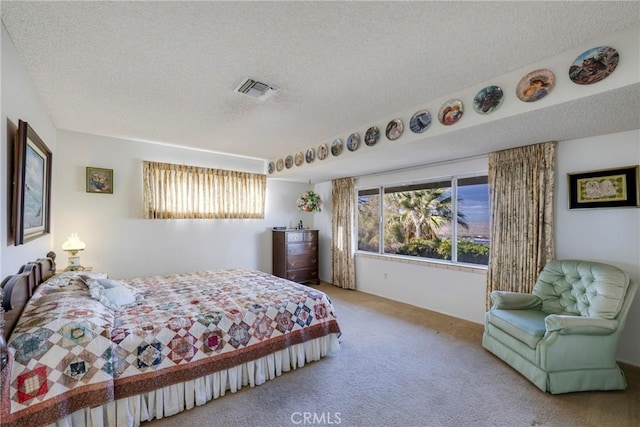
(619, 360, 640, 371)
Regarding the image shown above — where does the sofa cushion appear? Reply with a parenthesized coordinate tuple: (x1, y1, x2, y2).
(487, 309, 547, 349)
(532, 260, 629, 319)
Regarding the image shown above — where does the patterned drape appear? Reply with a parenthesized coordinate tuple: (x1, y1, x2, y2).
(332, 177, 356, 290)
(142, 161, 266, 219)
(485, 142, 556, 309)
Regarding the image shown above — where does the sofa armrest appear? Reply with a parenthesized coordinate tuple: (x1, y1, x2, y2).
(490, 291, 542, 310)
(545, 315, 618, 335)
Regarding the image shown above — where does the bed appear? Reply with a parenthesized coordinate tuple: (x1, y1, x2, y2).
(0, 253, 341, 427)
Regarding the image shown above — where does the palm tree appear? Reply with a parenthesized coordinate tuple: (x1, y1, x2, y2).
(388, 189, 469, 240)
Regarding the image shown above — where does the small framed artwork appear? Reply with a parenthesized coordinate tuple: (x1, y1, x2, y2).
(13, 120, 52, 245)
(568, 165, 639, 209)
(86, 167, 114, 194)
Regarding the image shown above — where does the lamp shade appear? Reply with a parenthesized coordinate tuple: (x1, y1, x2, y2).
(62, 233, 86, 252)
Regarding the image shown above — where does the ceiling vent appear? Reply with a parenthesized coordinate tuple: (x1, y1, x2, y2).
(234, 77, 279, 100)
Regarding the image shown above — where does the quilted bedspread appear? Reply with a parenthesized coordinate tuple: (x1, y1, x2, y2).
(1, 269, 341, 426)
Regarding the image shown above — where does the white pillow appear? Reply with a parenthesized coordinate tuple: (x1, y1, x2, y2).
(99, 285, 137, 310)
(83, 277, 142, 310)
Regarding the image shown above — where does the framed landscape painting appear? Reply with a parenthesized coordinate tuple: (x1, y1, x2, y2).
(568, 165, 639, 209)
(13, 120, 52, 245)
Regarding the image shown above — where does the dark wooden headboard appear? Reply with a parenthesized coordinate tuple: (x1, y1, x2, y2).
(1, 252, 56, 369)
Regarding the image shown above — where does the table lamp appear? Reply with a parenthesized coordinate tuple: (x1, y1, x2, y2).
(62, 233, 86, 271)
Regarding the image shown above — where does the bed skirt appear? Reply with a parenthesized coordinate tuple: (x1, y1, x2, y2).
(50, 334, 340, 427)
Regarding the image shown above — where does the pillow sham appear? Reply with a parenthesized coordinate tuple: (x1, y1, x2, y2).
(45, 270, 107, 288)
(82, 277, 143, 311)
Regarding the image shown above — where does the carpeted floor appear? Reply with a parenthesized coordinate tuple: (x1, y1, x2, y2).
(147, 283, 640, 427)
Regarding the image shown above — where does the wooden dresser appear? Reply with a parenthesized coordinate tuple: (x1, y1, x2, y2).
(272, 229, 319, 285)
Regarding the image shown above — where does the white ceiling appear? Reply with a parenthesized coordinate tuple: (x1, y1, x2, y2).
(2, 1, 639, 183)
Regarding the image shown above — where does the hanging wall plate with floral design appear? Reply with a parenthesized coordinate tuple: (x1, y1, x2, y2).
(276, 158, 284, 171)
(268, 162, 275, 174)
(285, 155, 293, 169)
(295, 152, 304, 166)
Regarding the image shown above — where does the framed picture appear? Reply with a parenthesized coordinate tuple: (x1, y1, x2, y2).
(568, 165, 639, 209)
(86, 167, 114, 194)
(13, 120, 52, 245)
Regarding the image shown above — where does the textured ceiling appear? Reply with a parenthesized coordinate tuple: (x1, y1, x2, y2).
(2, 1, 639, 182)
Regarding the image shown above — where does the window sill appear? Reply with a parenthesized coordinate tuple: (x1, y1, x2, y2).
(355, 251, 488, 275)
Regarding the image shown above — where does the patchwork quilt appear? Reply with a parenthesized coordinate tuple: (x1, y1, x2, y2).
(1, 269, 341, 426)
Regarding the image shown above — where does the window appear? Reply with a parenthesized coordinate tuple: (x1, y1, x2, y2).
(142, 161, 266, 219)
(357, 189, 380, 252)
(357, 175, 489, 265)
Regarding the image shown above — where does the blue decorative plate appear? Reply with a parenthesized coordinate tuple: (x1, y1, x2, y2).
(473, 86, 504, 114)
(347, 133, 361, 151)
(410, 110, 432, 133)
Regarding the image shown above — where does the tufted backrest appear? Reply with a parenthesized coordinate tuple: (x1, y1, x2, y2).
(532, 260, 629, 319)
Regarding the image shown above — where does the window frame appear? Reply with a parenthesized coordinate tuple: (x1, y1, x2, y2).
(356, 173, 489, 267)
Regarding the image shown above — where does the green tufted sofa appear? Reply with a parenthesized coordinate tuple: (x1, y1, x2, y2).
(482, 259, 638, 394)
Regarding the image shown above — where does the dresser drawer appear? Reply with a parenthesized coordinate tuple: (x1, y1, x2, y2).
(286, 268, 318, 283)
(286, 231, 317, 243)
(287, 242, 317, 256)
(286, 255, 318, 270)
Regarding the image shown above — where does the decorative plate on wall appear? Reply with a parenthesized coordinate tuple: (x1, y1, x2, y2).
(385, 119, 404, 140)
(268, 162, 275, 174)
(276, 158, 284, 171)
(285, 155, 293, 169)
(516, 69, 555, 102)
(347, 133, 361, 151)
(438, 99, 464, 125)
(473, 85, 504, 114)
(409, 110, 432, 133)
(295, 152, 304, 166)
(569, 46, 619, 85)
(331, 138, 344, 156)
(317, 143, 328, 160)
(364, 126, 380, 146)
(305, 148, 315, 163)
